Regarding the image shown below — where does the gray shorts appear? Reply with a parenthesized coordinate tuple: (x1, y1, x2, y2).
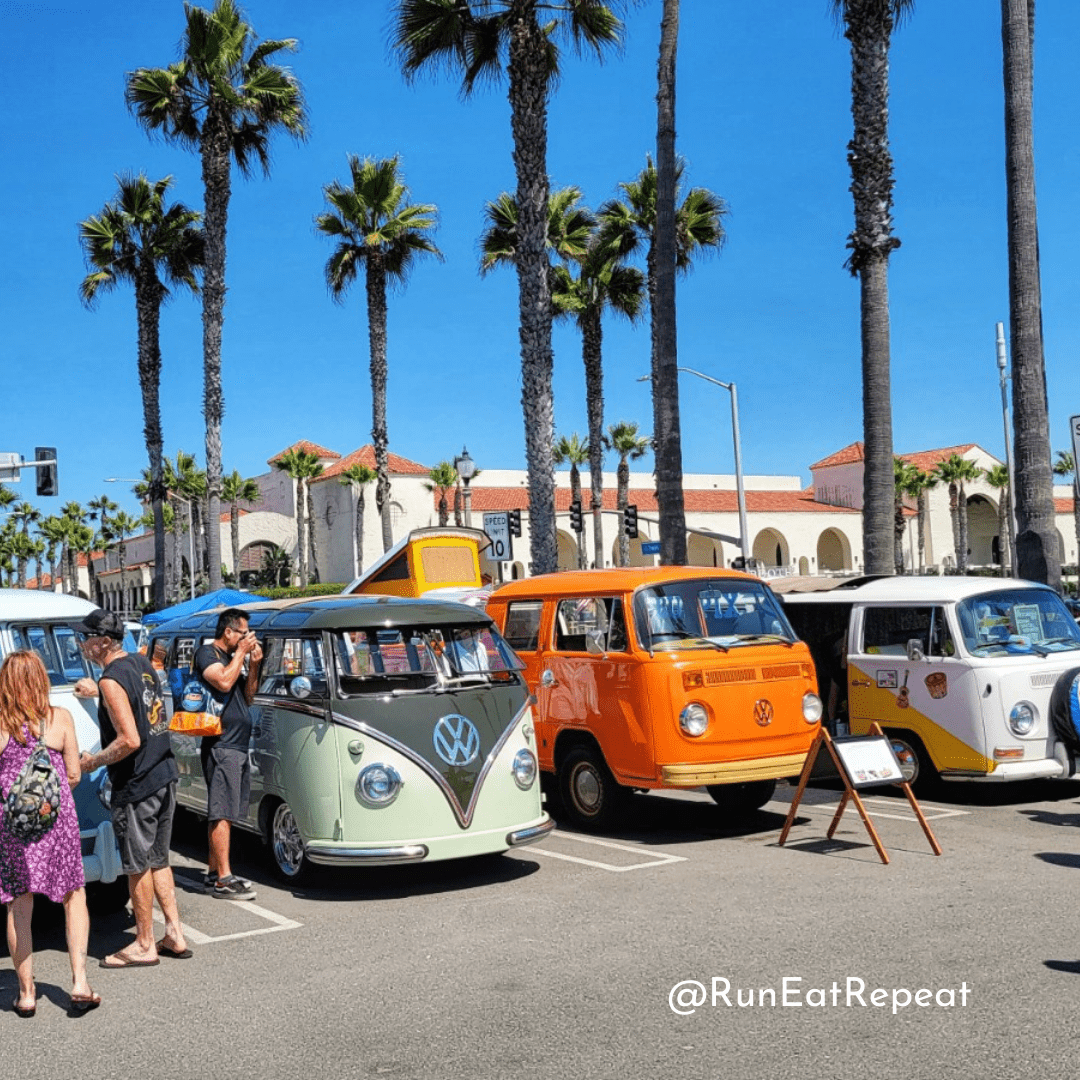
(203, 744, 251, 824)
(113, 782, 177, 875)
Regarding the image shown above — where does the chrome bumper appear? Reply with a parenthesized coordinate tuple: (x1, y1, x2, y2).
(661, 751, 809, 787)
(304, 843, 429, 866)
(79, 819, 122, 884)
(506, 816, 555, 848)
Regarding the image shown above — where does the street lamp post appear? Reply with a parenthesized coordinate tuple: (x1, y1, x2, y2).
(105, 478, 195, 601)
(639, 368, 751, 567)
(454, 447, 477, 527)
(995, 322, 1019, 578)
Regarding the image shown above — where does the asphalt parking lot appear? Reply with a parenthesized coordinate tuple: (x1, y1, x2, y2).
(5, 781, 1080, 1080)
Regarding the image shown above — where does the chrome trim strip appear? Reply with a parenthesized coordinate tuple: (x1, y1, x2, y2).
(305, 844, 428, 866)
(506, 817, 555, 848)
(328, 697, 532, 829)
(252, 695, 327, 720)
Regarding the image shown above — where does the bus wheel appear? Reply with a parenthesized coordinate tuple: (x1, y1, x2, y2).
(558, 747, 623, 831)
(266, 799, 310, 884)
(706, 779, 777, 814)
(886, 731, 939, 792)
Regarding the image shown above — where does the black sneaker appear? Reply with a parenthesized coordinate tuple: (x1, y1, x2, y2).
(204, 872, 252, 893)
(212, 876, 256, 901)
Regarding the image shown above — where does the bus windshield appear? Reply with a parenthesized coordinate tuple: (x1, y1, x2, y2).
(333, 624, 523, 693)
(956, 589, 1080, 657)
(633, 578, 796, 651)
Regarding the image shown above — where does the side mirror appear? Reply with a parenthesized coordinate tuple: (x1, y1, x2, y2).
(540, 669, 558, 689)
(289, 675, 312, 699)
(906, 639, 925, 663)
(586, 629, 606, 655)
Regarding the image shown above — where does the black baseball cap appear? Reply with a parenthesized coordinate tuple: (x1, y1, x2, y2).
(72, 609, 126, 641)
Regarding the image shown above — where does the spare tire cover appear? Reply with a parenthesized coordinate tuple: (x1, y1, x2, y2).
(1049, 667, 1080, 755)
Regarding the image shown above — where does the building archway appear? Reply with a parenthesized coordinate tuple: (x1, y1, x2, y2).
(816, 528, 852, 572)
(610, 532, 656, 568)
(966, 495, 998, 567)
(238, 541, 280, 588)
(752, 528, 789, 569)
(798, 556, 810, 576)
(556, 530, 580, 571)
(688, 533, 723, 567)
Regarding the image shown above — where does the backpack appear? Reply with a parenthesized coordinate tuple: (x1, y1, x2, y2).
(169, 676, 224, 738)
(3, 716, 62, 844)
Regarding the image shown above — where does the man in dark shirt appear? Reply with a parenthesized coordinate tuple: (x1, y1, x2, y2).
(75, 609, 190, 966)
(194, 608, 262, 900)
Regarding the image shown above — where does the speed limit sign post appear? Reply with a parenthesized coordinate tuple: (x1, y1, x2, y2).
(483, 512, 513, 567)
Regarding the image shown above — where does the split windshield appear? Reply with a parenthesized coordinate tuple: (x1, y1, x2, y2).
(333, 624, 523, 693)
(956, 589, 1080, 657)
(633, 579, 796, 651)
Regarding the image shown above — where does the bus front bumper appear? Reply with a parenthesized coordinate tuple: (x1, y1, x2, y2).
(661, 752, 808, 787)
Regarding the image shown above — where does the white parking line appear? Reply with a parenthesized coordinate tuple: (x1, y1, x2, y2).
(153, 900, 302, 945)
(858, 797, 970, 823)
(530, 832, 687, 873)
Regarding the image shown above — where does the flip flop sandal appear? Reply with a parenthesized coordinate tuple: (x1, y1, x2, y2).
(69, 991, 102, 1014)
(99, 953, 160, 969)
(156, 938, 194, 959)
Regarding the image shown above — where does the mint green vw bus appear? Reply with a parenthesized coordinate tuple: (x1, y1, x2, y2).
(151, 595, 552, 882)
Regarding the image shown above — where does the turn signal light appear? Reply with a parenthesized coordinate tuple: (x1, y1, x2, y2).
(993, 747, 1024, 760)
(682, 670, 703, 690)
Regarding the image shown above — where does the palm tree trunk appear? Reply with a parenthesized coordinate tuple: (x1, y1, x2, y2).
(948, 484, 960, 568)
(355, 487, 365, 576)
(917, 492, 927, 572)
(508, 3, 557, 576)
(453, 483, 462, 527)
(1002, 0, 1060, 589)
(438, 493, 448, 527)
(894, 495, 906, 574)
(296, 477, 307, 588)
(172, 513, 182, 602)
(583, 309, 605, 570)
(616, 456, 631, 567)
(653, 0, 687, 567)
(365, 256, 394, 553)
(306, 480, 319, 583)
(135, 272, 169, 611)
(200, 108, 230, 593)
(998, 493, 1011, 577)
(231, 503, 241, 585)
(958, 484, 969, 574)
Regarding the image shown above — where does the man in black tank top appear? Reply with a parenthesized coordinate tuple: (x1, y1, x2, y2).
(75, 609, 190, 966)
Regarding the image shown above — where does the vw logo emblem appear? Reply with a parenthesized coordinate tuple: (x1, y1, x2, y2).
(433, 714, 480, 766)
(753, 699, 773, 727)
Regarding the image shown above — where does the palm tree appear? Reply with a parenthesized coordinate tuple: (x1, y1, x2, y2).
(553, 243, 644, 572)
(0, 486, 15, 514)
(1052, 451, 1079, 573)
(11, 502, 41, 589)
(394, 0, 626, 576)
(933, 455, 982, 574)
(79, 174, 204, 611)
(425, 462, 458, 528)
(258, 544, 291, 588)
(1001, 0, 1059, 589)
(900, 466, 936, 574)
(607, 421, 650, 568)
(305, 460, 324, 584)
(316, 155, 440, 553)
(830, 0, 913, 577)
(109, 511, 141, 612)
(599, 157, 727, 564)
(273, 448, 321, 587)
(479, 186, 595, 277)
(60, 503, 87, 595)
(28, 537, 47, 593)
(985, 464, 1013, 577)
(127, 0, 307, 592)
(339, 463, 377, 578)
(38, 516, 67, 593)
(893, 459, 920, 574)
(167, 451, 206, 598)
(222, 470, 260, 585)
(553, 434, 590, 569)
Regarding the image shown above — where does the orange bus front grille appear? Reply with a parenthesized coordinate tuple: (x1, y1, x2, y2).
(704, 667, 756, 685)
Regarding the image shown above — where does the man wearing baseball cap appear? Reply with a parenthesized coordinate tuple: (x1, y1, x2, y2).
(74, 609, 190, 966)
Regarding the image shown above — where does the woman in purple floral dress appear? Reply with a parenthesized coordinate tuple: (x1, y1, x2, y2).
(0, 651, 100, 1015)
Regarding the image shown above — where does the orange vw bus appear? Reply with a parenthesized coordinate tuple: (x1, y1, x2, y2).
(486, 567, 822, 829)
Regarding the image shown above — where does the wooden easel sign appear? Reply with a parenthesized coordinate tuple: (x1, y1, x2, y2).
(778, 723, 942, 865)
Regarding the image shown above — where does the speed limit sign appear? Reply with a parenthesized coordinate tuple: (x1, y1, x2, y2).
(483, 512, 512, 561)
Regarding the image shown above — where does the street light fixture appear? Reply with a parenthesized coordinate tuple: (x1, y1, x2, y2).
(105, 478, 195, 601)
(454, 447, 477, 527)
(995, 323, 1019, 577)
(637, 368, 751, 567)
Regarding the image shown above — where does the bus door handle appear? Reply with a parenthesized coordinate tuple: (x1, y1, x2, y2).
(541, 669, 559, 689)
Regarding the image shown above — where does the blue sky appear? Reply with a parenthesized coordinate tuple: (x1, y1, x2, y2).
(2, 0, 1078, 524)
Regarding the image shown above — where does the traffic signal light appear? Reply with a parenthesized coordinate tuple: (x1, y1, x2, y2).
(569, 500, 583, 533)
(508, 509, 522, 537)
(35, 447, 57, 497)
(624, 504, 638, 539)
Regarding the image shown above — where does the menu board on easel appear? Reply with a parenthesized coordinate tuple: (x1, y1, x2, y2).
(778, 724, 942, 865)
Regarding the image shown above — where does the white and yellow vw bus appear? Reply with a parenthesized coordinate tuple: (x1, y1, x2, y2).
(782, 576, 1080, 786)
(151, 594, 552, 881)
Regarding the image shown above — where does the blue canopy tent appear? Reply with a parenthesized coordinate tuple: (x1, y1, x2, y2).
(142, 588, 268, 627)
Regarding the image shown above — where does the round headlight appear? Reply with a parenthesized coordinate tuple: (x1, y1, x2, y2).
(679, 702, 710, 737)
(356, 763, 403, 807)
(512, 748, 537, 790)
(802, 692, 823, 724)
(1008, 702, 1037, 736)
(98, 776, 112, 810)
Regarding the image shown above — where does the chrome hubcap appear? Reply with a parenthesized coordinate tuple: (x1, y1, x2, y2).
(572, 764, 602, 813)
(272, 803, 304, 876)
(891, 741, 918, 783)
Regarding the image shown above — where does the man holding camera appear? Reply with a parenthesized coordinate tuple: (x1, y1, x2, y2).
(194, 608, 262, 900)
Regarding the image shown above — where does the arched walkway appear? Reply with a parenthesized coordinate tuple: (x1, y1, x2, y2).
(687, 533, 723, 568)
(816, 528, 852, 572)
(238, 541, 278, 588)
(966, 495, 998, 567)
(556, 530, 580, 572)
(610, 532, 656, 568)
(752, 528, 789, 569)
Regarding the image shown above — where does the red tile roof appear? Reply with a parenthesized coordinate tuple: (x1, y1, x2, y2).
(313, 446, 430, 482)
(1056, 496, 1077, 514)
(811, 441, 986, 472)
(267, 441, 342, 465)
(457, 486, 860, 515)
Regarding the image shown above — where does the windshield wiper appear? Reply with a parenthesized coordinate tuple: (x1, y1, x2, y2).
(726, 634, 795, 649)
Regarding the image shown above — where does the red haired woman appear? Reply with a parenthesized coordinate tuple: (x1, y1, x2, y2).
(0, 651, 100, 1015)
